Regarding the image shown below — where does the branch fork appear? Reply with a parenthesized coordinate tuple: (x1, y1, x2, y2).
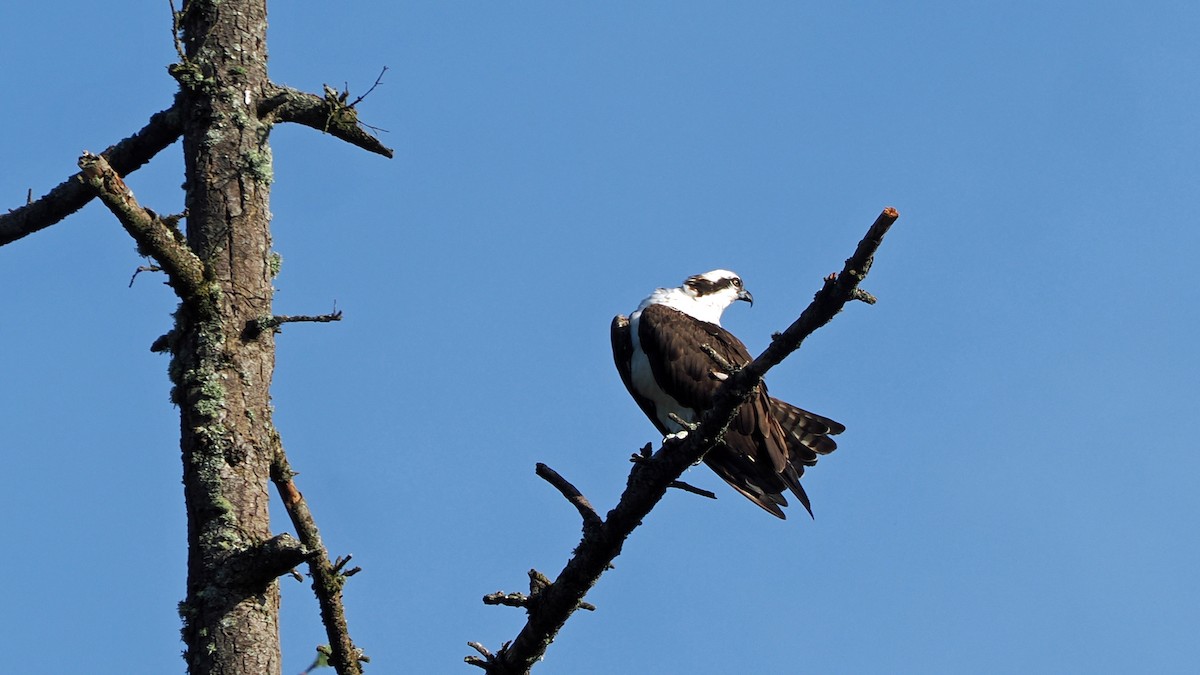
(3, 79, 393, 249)
(77, 151, 205, 297)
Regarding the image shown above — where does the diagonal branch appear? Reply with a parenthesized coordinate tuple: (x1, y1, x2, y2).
(476, 207, 899, 674)
(259, 84, 394, 158)
(270, 433, 367, 675)
(1, 79, 393, 249)
(77, 151, 204, 298)
(0, 98, 182, 247)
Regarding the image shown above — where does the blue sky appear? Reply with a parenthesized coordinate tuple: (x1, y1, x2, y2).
(2, 2, 1198, 673)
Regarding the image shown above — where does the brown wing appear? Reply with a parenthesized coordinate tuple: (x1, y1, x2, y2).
(616, 304, 845, 520)
(636, 304, 799, 515)
(635, 305, 777, 439)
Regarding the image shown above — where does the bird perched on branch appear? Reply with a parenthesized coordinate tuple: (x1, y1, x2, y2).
(610, 270, 843, 519)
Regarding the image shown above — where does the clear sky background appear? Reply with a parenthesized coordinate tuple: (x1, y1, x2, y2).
(2, 2, 1197, 674)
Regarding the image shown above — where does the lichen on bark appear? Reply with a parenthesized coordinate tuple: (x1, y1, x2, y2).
(173, 1, 286, 672)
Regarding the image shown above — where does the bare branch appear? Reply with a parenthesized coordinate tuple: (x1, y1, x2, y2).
(475, 207, 900, 674)
(246, 307, 343, 338)
(535, 463, 602, 531)
(259, 84, 394, 158)
(348, 66, 389, 109)
(77, 151, 204, 298)
(484, 591, 534, 609)
(270, 310, 344, 327)
(0, 77, 393, 249)
(168, 0, 187, 62)
(749, 207, 897, 374)
(332, 554, 362, 578)
(850, 287, 877, 304)
(270, 433, 367, 675)
(667, 481, 717, 500)
(237, 533, 311, 590)
(0, 99, 182, 247)
(128, 264, 164, 288)
(465, 642, 499, 670)
(483, 570, 596, 615)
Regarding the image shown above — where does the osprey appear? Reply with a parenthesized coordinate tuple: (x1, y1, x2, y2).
(611, 270, 844, 519)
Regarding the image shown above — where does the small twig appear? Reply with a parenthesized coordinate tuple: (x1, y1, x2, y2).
(535, 463, 602, 531)
(348, 66, 388, 109)
(168, 0, 187, 61)
(850, 288, 877, 304)
(465, 641, 499, 670)
(484, 592, 532, 609)
(485, 570, 596, 614)
(640, 450, 716, 498)
(331, 555, 362, 578)
(249, 308, 342, 336)
(274, 310, 343, 326)
(667, 481, 718, 500)
(129, 264, 164, 288)
(26, 188, 32, 205)
(357, 120, 390, 135)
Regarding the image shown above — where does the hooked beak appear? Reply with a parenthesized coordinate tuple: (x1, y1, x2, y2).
(737, 289, 754, 306)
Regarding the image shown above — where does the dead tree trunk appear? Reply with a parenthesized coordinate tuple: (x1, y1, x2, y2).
(170, 1, 284, 672)
(2, 1, 391, 673)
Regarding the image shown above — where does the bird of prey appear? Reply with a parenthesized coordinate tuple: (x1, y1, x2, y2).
(611, 270, 843, 518)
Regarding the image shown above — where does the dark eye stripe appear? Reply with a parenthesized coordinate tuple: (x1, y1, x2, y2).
(684, 274, 742, 297)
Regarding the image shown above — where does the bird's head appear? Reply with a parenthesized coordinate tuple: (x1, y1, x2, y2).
(682, 269, 754, 308)
(637, 269, 754, 325)
(657, 269, 752, 325)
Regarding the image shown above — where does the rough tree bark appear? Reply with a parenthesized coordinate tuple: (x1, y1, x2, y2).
(1, 2, 391, 674)
(169, 1, 285, 671)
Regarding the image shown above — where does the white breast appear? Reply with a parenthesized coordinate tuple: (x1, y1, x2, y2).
(628, 308, 694, 433)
